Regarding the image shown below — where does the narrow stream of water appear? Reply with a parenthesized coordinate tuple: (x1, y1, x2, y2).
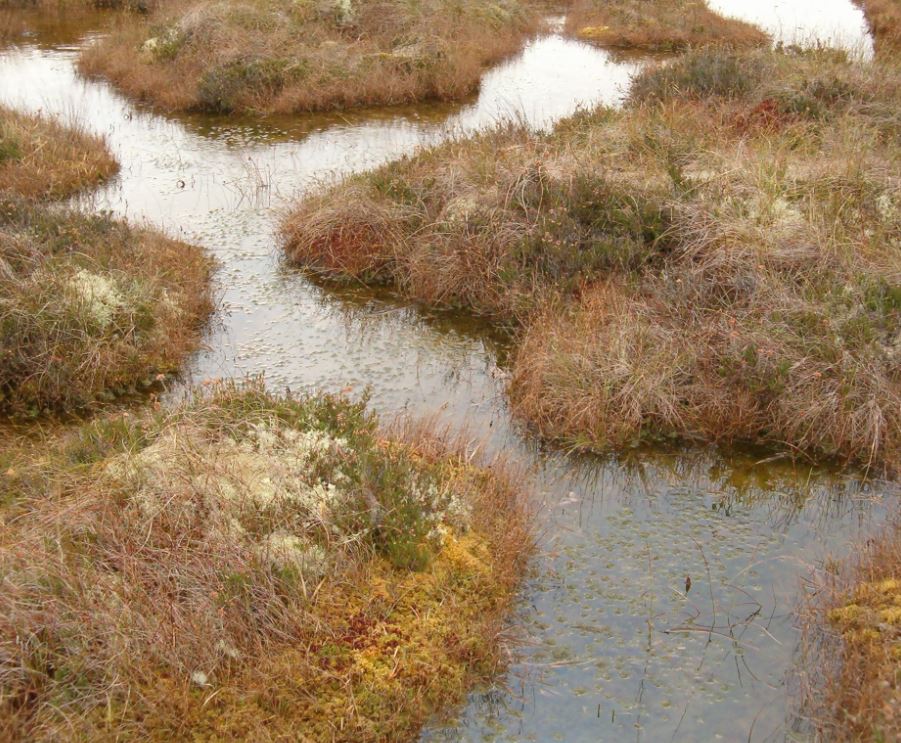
(0, 4, 890, 740)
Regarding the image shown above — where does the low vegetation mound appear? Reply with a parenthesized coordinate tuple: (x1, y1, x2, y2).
(565, 0, 769, 51)
(855, 0, 901, 55)
(283, 46, 901, 470)
(0, 380, 530, 740)
(0, 105, 118, 200)
(0, 196, 214, 417)
(0, 106, 213, 417)
(78, 0, 538, 114)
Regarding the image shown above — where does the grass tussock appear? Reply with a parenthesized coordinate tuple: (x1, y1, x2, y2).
(0, 379, 531, 741)
(0, 196, 214, 417)
(283, 46, 901, 470)
(565, 0, 769, 51)
(803, 521, 901, 740)
(0, 106, 118, 200)
(78, 0, 538, 114)
(855, 0, 901, 55)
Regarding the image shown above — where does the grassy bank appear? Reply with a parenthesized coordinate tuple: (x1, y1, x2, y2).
(856, 0, 901, 55)
(78, 0, 538, 114)
(565, 0, 768, 51)
(803, 521, 901, 740)
(0, 106, 214, 417)
(0, 105, 118, 200)
(283, 46, 901, 470)
(0, 380, 530, 740)
(0, 196, 214, 416)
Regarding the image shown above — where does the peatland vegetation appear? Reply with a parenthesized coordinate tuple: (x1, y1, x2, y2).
(78, 0, 539, 114)
(0, 106, 214, 417)
(802, 520, 901, 740)
(566, 0, 769, 51)
(0, 105, 118, 200)
(0, 380, 531, 741)
(283, 45, 901, 472)
(855, 0, 901, 55)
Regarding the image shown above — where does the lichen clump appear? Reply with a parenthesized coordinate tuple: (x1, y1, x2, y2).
(0, 381, 530, 740)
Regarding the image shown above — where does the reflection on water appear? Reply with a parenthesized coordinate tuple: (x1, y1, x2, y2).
(710, 0, 874, 55)
(0, 6, 892, 741)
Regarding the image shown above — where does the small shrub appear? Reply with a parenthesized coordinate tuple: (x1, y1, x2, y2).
(197, 56, 296, 113)
(631, 48, 763, 103)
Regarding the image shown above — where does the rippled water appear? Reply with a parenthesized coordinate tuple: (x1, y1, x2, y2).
(0, 6, 890, 741)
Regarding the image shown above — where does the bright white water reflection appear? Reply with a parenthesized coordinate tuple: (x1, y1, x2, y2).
(710, 0, 874, 55)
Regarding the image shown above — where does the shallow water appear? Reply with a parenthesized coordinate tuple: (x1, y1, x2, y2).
(710, 0, 874, 56)
(0, 7, 891, 741)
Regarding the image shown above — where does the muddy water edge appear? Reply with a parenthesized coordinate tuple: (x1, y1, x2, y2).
(0, 4, 892, 741)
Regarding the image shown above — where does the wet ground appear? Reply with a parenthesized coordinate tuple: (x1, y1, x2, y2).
(0, 4, 891, 740)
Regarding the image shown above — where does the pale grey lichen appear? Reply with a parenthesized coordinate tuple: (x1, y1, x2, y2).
(67, 269, 125, 328)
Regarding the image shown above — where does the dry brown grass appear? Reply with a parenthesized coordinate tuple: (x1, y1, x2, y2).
(855, 0, 901, 55)
(78, 0, 538, 114)
(565, 0, 769, 51)
(0, 105, 213, 417)
(283, 46, 901, 470)
(801, 520, 901, 740)
(0, 196, 215, 417)
(511, 52, 901, 471)
(0, 105, 118, 200)
(0, 380, 532, 741)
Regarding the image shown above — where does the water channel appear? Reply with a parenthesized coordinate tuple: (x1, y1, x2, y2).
(0, 2, 890, 739)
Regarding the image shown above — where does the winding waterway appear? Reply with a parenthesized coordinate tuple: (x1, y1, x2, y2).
(0, 2, 891, 740)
